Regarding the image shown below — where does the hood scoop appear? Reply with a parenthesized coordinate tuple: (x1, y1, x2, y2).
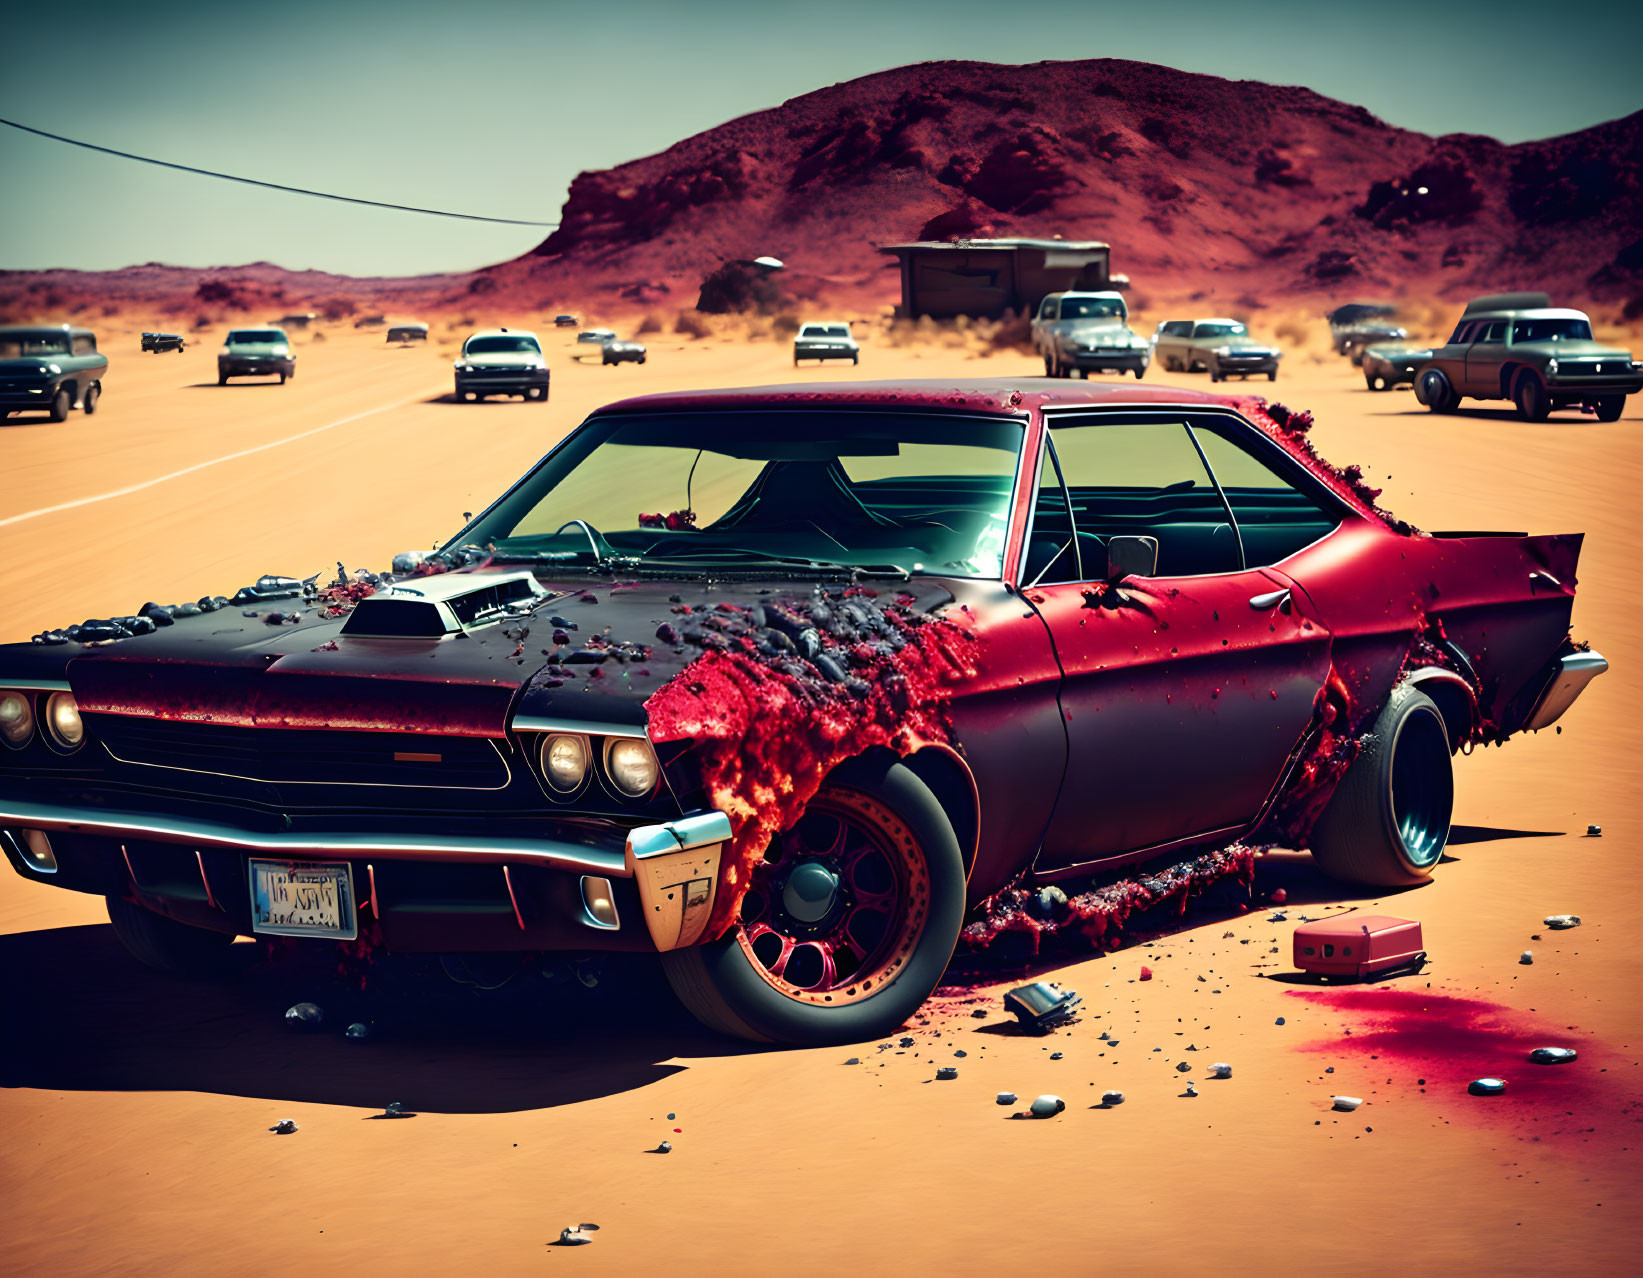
(341, 571, 550, 638)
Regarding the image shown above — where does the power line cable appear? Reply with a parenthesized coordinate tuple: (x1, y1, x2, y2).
(0, 116, 558, 227)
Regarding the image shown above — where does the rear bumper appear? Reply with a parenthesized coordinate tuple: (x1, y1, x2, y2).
(1, 796, 730, 955)
(1522, 649, 1609, 731)
(794, 347, 858, 361)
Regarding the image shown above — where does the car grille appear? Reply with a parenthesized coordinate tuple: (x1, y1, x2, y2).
(92, 717, 510, 790)
(468, 365, 534, 377)
(1556, 360, 1616, 376)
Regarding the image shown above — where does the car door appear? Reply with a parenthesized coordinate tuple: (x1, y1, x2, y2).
(1462, 319, 1508, 395)
(1429, 319, 1479, 391)
(1023, 412, 1334, 872)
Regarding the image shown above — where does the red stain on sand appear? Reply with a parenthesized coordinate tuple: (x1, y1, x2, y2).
(1290, 988, 1641, 1147)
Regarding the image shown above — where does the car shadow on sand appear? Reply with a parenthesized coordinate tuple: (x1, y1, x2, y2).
(1374, 405, 1610, 427)
(0, 923, 744, 1114)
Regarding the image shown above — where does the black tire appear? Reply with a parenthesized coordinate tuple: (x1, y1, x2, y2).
(1267, 371, 1278, 382)
(662, 758, 966, 1045)
(218, 371, 229, 386)
(1513, 371, 1549, 422)
(1133, 365, 1146, 380)
(286, 365, 295, 381)
(278, 372, 287, 385)
(1310, 683, 1454, 887)
(106, 896, 238, 978)
(1417, 368, 1458, 414)
(1043, 354, 1054, 377)
(1594, 395, 1624, 423)
(82, 383, 100, 414)
(49, 388, 71, 422)
(851, 355, 859, 365)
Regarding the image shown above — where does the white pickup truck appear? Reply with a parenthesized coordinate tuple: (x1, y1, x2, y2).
(1030, 291, 1150, 379)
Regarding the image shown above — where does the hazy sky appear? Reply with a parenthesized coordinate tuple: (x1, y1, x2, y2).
(2, 0, 1638, 277)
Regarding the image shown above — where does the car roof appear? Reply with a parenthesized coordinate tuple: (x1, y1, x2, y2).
(596, 379, 1230, 418)
(1477, 307, 1590, 321)
(0, 323, 97, 337)
(467, 328, 540, 341)
(1048, 291, 1125, 301)
(799, 320, 852, 326)
(1190, 317, 1245, 326)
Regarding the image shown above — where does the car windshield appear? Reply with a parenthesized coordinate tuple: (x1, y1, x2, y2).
(0, 333, 72, 357)
(465, 410, 1025, 578)
(1060, 298, 1125, 320)
(1193, 322, 1247, 339)
(467, 336, 542, 354)
(1511, 318, 1593, 343)
(227, 330, 285, 344)
(801, 325, 850, 337)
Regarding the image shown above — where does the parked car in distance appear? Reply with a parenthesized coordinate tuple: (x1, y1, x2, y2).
(602, 339, 647, 366)
(141, 332, 186, 354)
(1413, 293, 1642, 422)
(0, 380, 1604, 1046)
(454, 329, 550, 402)
(0, 324, 107, 421)
(1154, 319, 1280, 381)
(576, 328, 617, 360)
(270, 312, 315, 329)
(354, 314, 387, 329)
(1031, 291, 1150, 379)
(554, 314, 579, 328)
(1328, 303, 1407, 360)
(1360, 343, 1434, 392)
(218, 327, 295, 385)
(387, 322, 429, 344)
(793, 321, 859, 366)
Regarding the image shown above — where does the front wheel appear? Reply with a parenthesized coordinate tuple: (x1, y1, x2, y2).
(1133, 365, 1146, 379)
(1416, 368, 1458, 414)
(1267, 371, 1278, 382)
(278, 372, 287, 385)
(662, 760, 965, 1045)
(106, 897, 239, 978)
(1513, 371, 1549, 422)
(49, 388, 71, 421)
(1593, 395, 1624, 423)
(1309, 683, 1454, 887)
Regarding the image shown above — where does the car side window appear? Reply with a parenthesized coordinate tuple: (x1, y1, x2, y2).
(1478, 321, 1507, 343)
(1190, 425, 1341, 566)
(1027, 419, 1239, 581)
(1039, 298, 1058, 320)
(72, 335, 96, 355)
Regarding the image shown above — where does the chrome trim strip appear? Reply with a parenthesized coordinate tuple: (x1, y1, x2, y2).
(1524, 650, 1609, 732)
(0, 797, 629, 875)
(579, 875, 622, 931)
(627, 810, 733, 859)
(513, 715, 648, 740)
(0, 678, 71, 692)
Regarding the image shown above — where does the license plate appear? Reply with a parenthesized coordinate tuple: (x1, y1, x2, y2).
(249, 859, 357, 939)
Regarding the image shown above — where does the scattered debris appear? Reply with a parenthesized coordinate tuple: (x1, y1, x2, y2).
(843, 1057, 860, 1066)
(996, 1092, 1018, 1106)
(345, 1022, 372, 1040)
(654, 1140, 673, 1153)
(1101, 1090, 1125, 1106)
(1028, 1095, 1066, 1118)
(1275, 1017, 1286, 1026)
(1175, 1061, 1192, 1073)
(1139, 966, 1153, 981)
(371, 1101, 416, 1120)
(936, 1066, 958, 1081)
(1181, 1082, 1199, 1098)
(1529, 1047, 1578, 1065)
(899, 1036, 915, 1048)
(1270, 888, 1288, 905)
(1331, 1096, 1363, 1112)
(1049, 1051, 1063, 1061)
(1519, 951, 1534, 965)
(1209, 1062, 1232, 1079)
(284, 1002, 324, 1028)
(1586, 825, 1602, 837)
(1468, 1078, 1507, 1096)
(1003, 981, 1083, 1033)
(269, 1119, 298, 1135)
(970, 1009, 989, 1019)
(556, 1225, 599, 1246)
(1293, 915, 1425, 980)
(1543, 915, 1581, 930)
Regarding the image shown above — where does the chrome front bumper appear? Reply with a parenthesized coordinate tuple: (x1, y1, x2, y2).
(1523, 649, 1609, 731)
(0, 797, 732, 952)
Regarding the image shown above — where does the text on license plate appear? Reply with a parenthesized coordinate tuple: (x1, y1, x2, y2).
(249, 859, 357, 939)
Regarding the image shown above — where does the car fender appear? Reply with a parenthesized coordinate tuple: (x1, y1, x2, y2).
(1400, 665, 1478, 751)
(1498, 361, 1537, 399)
(828, 744, 980, 883)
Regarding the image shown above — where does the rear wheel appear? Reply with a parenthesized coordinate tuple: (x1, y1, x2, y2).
(1513, 371, 1549, 422)
(218, 371, 229, 386)
(662, 760, 965, 1045)
(1310, 684, 1453, 887)
(1594, 395, 1624, 423)
(82, 383, 100, 414)
(106, 897, 239, 978)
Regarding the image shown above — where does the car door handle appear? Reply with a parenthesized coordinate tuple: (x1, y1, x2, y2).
(1249, 588, 1292, 613)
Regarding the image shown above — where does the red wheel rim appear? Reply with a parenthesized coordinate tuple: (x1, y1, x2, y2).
(735, 789, 929, 1007)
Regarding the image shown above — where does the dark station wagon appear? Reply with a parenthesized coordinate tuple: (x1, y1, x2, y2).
(0, 324, 108, 421)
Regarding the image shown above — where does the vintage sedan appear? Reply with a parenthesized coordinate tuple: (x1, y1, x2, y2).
(1361, 343, 1434, 392)
(1153, 319, 1280, 381)
(1031, 291, 1150, 379)
(0, 324, 108, 420)
(218, 327, 295, 385)
(454, 329, 550, 402)
(141, 331, 186, 354)
(0, 381, 1605, 1045)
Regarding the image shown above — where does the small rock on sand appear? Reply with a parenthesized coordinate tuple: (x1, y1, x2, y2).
(1029, 1095, 1065, 1118)
(1543, 915, 1581, 930)
(936, 1067, 958, 1080)
(1209, 1063, 1232, 1079)
(1529, 1047, 1577, 1065)
(269, 1119, 298, 1135)
(284, 1002, 324, 1028)
(1468, 1078, 1507, 1096)
(1101, 1090, 1125, 1106)
(996, 1092, 1018, 1106)
(1519, 951, 1534, 965)
(1331, 1096, 1363, 1112)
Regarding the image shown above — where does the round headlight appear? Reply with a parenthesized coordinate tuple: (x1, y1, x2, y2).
(44, 692, 85, 752)
(539, 733, 589, 794)
(604, 738, 659, 798)
(0, 691, 34, 747)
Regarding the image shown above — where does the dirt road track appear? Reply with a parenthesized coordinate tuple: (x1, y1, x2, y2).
(1, 324, 1639, 1277)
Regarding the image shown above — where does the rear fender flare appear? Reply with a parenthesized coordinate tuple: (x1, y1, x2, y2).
(1402, 666, 1478, 752)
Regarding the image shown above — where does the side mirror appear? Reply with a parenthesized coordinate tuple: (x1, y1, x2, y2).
(1106, 535, 1158, 583)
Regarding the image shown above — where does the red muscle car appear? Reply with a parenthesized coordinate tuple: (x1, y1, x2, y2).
(0, 381, 1607, 1044)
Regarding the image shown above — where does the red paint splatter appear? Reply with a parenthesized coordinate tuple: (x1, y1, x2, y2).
(638, 509, 698, 530)
(644, 591, 977, 939)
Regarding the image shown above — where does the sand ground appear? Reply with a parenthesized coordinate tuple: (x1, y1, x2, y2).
(1, 322, 1639, 1276)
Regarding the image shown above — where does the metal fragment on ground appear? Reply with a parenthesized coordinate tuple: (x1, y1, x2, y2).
(345, 1022, 371, 1040)
(1468, 1078, 1507, 1096)
(1003, 981, 1083, 1032)
(654, 1140, 672, 1153)
(269, 1119, 298, 1134)
(996, 1092, 1018, 1106)
(1543, 915, 1581, 930)
(1209, 1062, 1232, 1078)
(1529, 1047, 1578, 1065)
(1331, 1096, 1363, 1111)
(1519, 951, 1533, 965)
(1029, 1094, 1065, 1118)
(1101, 1091, 1125, 1106)
(936, 1066, 958, 1080)
(284, 1002, 324, 1027)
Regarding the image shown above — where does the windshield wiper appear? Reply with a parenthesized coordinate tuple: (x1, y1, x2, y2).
(635, 548, 909, 580)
